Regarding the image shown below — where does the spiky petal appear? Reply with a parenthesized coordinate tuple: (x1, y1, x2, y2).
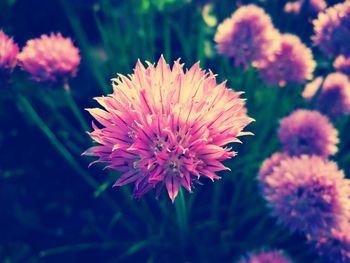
(84, 56, 253, 202)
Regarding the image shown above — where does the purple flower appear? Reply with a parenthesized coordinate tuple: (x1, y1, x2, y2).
(238, 249, 293, 263)
(263, 155, 350, 235)
(278, 109, 338, 157)
(313, 1, 350, 57)
(215, 5, 280, 68)
(334, 55, 350, 78)
(258, 34, 316, 86)
(316, 73, 350, 119)
(312, 223, 350, 263)
(84, 56, 253, 202)
(0, 30, 19, 80)
(18, 33, 80, 84)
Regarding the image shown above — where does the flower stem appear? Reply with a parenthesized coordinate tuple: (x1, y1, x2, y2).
(175, 188, 188, 248)
(63, 83, 89, 132)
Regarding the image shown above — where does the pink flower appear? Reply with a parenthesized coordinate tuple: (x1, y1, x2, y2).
(263, 155, 350, 235)
(84, 56, 253, 202)
(312, 1, 350, 57)
(0, 30, 19, 76)
(215, 5, 279, 68)
(18, 33, 80, 84)
(258, 34, 316, 86)
(278, 109, 338, 157)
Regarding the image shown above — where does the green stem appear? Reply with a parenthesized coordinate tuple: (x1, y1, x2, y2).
(174, 188, 188, 249)
(64, 83, 89, 132)
(17, 95, 136, 236)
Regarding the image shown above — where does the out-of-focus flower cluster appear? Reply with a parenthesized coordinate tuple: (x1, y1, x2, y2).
(215, 4, 316, 87)
(0, 30, 80, 86)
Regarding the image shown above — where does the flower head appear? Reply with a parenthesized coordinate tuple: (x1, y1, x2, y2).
(215, 5, 279, 68)
(313, 1, 350, 57)
(278, 109, 338, 157)
(238, 249, 293, 263)
(334, 55, 350, 78)
(18, 33, 80, 84)
(302, 76, 323, 100)
(0, 30, 19, 77)
(312, 223, 350, 263)
(263, 155, 350, 235)
(258, 34, 316, 86)
(84, 56, 253, 202)
(316, 73, 350, 119)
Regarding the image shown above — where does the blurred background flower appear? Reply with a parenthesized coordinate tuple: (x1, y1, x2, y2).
(18, 33, 80, 84)
(261, 155, 350, 235)
(278, 109, 338, 157)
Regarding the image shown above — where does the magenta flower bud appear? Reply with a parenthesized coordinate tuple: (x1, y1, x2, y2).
(215, 5, 280, 68)
(316, 73, 350, 119)
(258, 34, 316, 86)
(238, 249, 293, 263)
(313, 1, 350, 57)
(18, 33, 80, 84)
(334, 55, 350, 78)
(263, 155, 350, 235)
(0, 30, 19, 81)
(84, 56, 253, 202)
(278, 109, 338, 157)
